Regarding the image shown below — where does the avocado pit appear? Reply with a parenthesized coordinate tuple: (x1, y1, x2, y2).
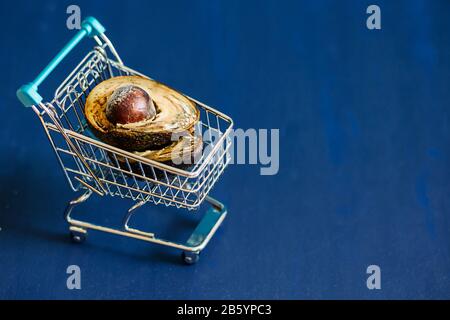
(106, 85, 156, 125)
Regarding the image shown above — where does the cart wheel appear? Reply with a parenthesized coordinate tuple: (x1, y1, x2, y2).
(70, 230, 87, 243)
(182, 251, 200, 265)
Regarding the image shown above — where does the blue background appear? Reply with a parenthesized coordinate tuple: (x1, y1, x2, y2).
(1, 0, 450, 299)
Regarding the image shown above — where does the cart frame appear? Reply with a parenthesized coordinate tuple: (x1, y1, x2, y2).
(17, 17, 233, 264)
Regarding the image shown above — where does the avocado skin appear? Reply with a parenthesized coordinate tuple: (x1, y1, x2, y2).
(119, 159, 196, 181)
(87, 122, 174, 151)
(108, 144, 202, 181)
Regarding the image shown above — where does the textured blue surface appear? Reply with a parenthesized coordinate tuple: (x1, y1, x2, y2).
(1, 0, 450, 299)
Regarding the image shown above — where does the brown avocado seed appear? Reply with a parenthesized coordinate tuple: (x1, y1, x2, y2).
(105, 85, 156, 125)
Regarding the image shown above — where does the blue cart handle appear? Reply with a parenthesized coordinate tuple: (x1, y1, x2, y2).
(17, 17, 106, 107)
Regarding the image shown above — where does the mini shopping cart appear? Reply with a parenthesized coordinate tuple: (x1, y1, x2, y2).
(17, 17, 233, 264)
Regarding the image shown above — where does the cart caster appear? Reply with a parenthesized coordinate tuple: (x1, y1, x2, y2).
(182, 251, 200, 265)
(70, 229, 87, 243)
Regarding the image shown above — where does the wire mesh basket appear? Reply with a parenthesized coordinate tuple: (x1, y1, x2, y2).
(17, 17, 233, 264)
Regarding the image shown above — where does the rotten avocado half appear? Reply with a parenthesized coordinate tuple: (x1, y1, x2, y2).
(84, 75, 200, 152)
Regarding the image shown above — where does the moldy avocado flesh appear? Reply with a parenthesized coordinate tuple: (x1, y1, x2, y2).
(84, 76, 200, 152)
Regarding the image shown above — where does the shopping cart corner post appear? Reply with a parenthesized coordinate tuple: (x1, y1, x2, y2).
(16, 83, 42, 108)
(81, 17, 106, 37)
(182, 197, 227, 264)
(64, 190, 93, 243)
